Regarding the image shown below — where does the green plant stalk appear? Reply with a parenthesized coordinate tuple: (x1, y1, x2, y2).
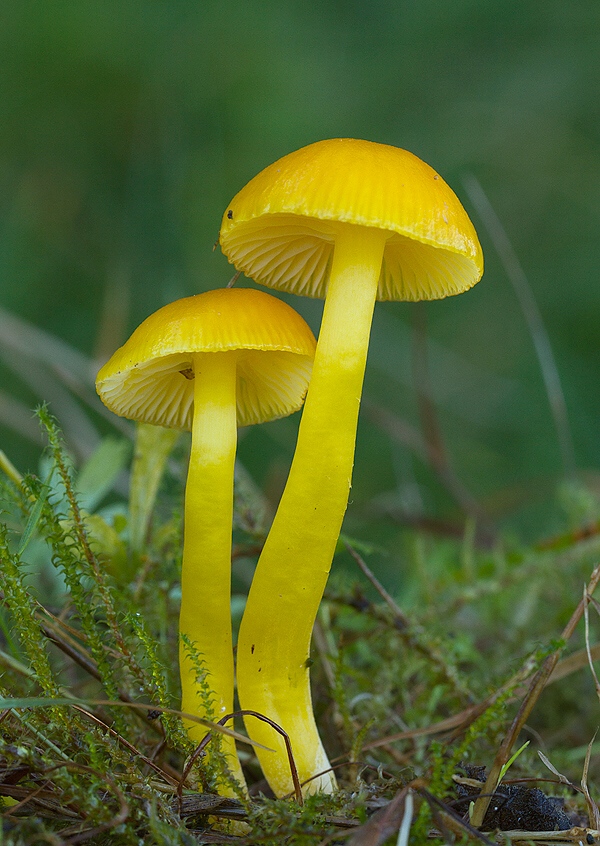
(0, 449, 22, 486)
(129, 422, 179, 554)
(237, 225, 387, 796)
(178, 351, 246, 793)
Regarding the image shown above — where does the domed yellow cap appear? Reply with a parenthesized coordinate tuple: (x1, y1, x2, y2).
(219, 138, 483, 301)
(96, 287, 316, 429)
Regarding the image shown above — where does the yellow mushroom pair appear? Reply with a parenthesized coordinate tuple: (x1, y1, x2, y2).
(96, 138, 483, 798)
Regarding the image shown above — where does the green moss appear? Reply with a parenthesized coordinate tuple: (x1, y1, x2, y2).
(0, 413, 597, 844)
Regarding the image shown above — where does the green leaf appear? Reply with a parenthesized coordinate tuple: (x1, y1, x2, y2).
(17, 469, 52, 555)
(0, 697, 77, 709)
(498, 740, 530, 782)
(76, 436, 131, 512)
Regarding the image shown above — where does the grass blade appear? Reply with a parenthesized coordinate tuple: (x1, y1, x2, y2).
(463, 174, 576, 475)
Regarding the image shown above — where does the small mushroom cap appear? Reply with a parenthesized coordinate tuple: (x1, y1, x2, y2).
(219, 138, 483, 302)
(95, 288, 316, 430)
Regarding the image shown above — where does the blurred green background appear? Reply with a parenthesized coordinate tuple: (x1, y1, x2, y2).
(1, 0, 599, 549)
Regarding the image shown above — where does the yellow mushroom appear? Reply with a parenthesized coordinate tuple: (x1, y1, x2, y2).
(219, 138, 483, 797)
(95, 287, 316, 793)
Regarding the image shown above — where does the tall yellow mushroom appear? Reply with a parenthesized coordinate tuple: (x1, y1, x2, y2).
(95, 287, 316, 793)
(220, 138, 483, 796)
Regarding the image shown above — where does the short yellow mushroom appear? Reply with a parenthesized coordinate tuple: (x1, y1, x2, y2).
(220, 138, 483, 796)
(95, 287, 316, 793)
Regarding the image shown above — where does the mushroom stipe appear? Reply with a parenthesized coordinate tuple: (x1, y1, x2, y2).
(220, 138, 483, 798)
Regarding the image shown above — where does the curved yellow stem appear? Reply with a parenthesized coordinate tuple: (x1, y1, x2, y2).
(237, 225, 388, 796)
(179, 351, 246, 793)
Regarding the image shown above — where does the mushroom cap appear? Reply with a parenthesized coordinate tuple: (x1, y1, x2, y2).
(219, 138, 483, 302)
(95, 287, 316, 430)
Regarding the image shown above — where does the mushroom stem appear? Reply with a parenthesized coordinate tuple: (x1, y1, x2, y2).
(237, 225, 388, 796)
(179, 350, 246, 792)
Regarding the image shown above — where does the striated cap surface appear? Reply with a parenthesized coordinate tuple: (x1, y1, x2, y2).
(96, 287, 316, 430)
(219, 138, 483, 301)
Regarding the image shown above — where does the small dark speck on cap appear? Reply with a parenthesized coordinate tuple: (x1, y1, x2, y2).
(434, 175, 439, 180)
(227, 209, 233, 219)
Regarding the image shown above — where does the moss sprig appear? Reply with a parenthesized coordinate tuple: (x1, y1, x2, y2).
(0, 525, 67, 736)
